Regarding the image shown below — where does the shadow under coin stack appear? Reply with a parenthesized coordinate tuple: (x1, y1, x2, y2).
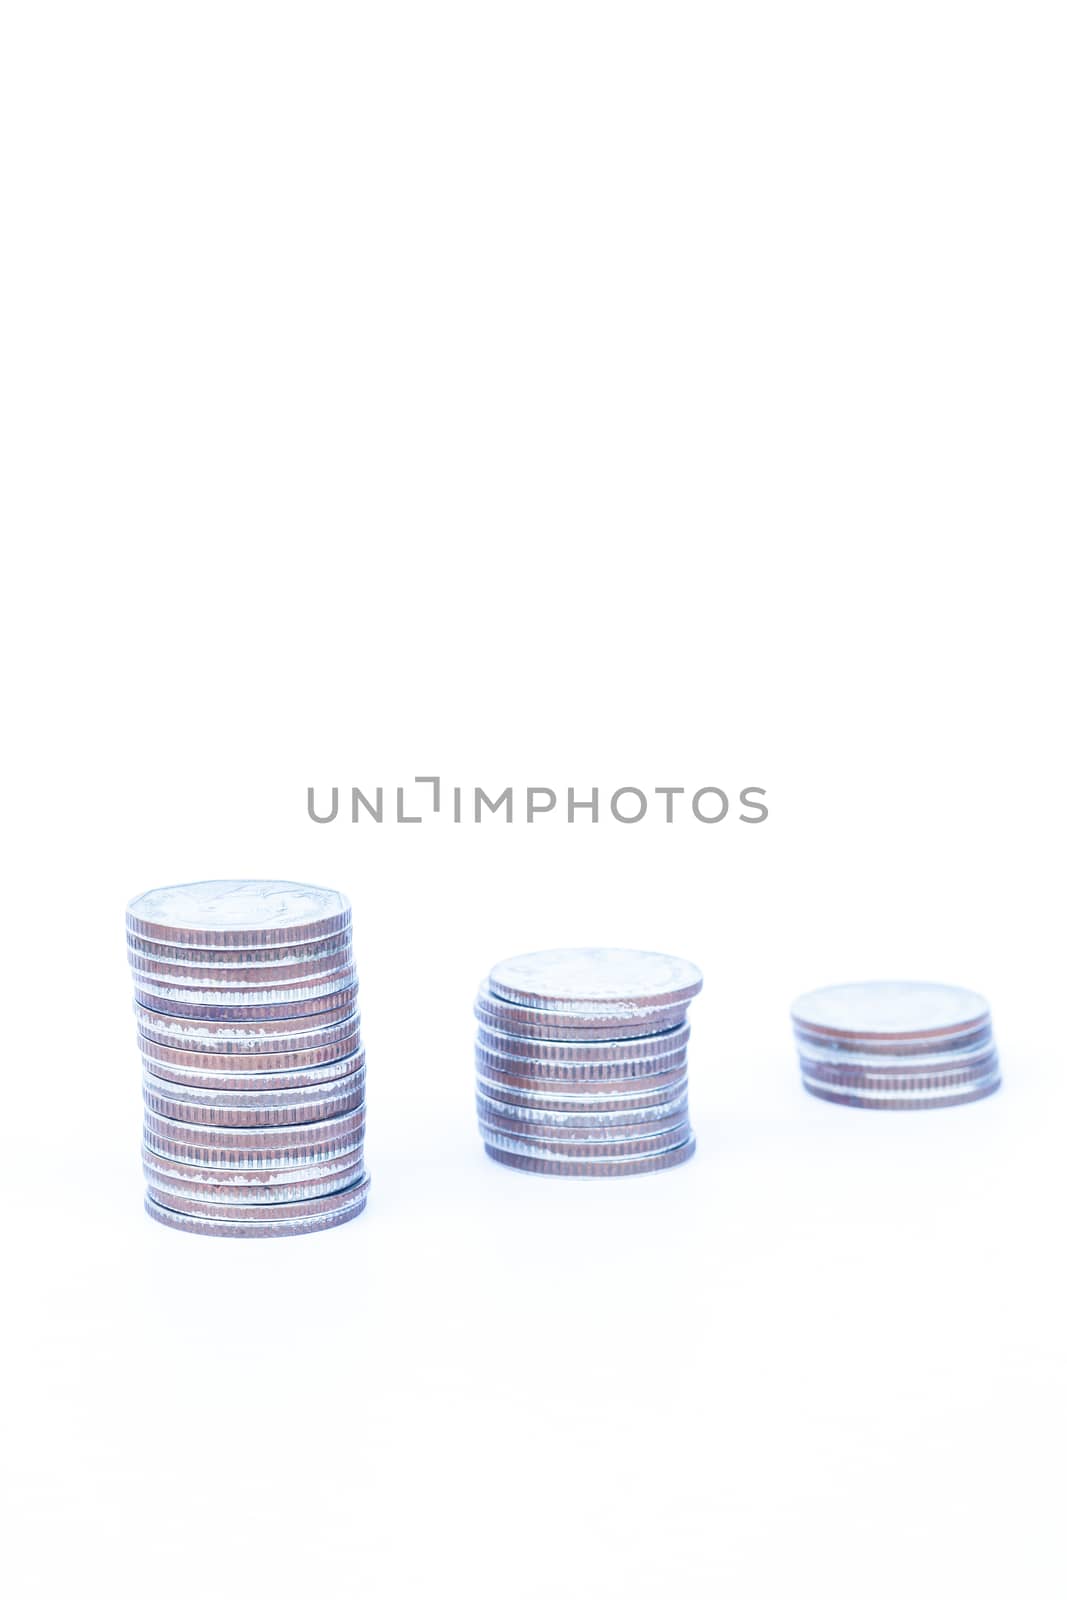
(475, 948, 702, 1176)
(791, 981, 1000, 1109)
(127, 880, 369, 1236)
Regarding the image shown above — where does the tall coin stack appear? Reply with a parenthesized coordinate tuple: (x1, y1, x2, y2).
(475, 948, 702, 1177)
(791, 981, 1001, 1109)
(127, 880, 369, 1236)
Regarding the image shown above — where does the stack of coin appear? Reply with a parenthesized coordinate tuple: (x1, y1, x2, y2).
(475, 948, 702, 1176)
(791, 981, 1001, 1109)
(127, 880, 369, 1236)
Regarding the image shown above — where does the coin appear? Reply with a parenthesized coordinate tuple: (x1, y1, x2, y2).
(474, 1019, 691, 1064)
(142, 1144, 363, 1192)
(794, 1036, 998, 1073)
(476, 1091, 690, 1132)
(135, 1000, 359, 1049)
(145, 1165, 364, 1206)
(475, 1040, 689, 1085)
(791, 981, 1000, 1110)
(475, 1065, 691, 1107)
(797, 1054, 1001, 1092)
(143, 1103, 365, 1151)
(485, 1136, 697, 1179)
(127, 880, 351, 949)
(144, 1178, 369, 1236)
(127, 930, 353, 968)
(474, 947, 700, 1175)
(129, 879, 370, 1230)
(475, 985, 689, 1040)
(476, 1070, 690, 1114)
(800, 1065, 1001, 1110)
(797, 1040, 1000, 1090)
(479, 1120, 692, 1160)
(489, 948, 703, 1014)
(132, 980, 358, 1022)
(790, 981, 991, 1044)
(142, 1067, 366, 1127)
(127, 949, 356, 987)
(142, 1043, 365, 1093)
(793, 1021, 994, 1059)
(143, 1130, 365, 1171)
(145, 1174, 370, 1223)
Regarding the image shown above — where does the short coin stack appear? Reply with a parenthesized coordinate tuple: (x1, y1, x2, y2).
(475, 948, 702, 1176)
(791, 980, 1000, 1109)
(128, 879, 369, 1236)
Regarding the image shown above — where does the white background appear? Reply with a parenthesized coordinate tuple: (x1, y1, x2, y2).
(3, 4, 1065, 1596)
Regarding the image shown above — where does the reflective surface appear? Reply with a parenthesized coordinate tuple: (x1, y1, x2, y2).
(476, 948, 702, 1176)
(127, 878, 369, 1232)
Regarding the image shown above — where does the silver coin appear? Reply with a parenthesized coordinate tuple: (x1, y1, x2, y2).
(144, 1179, 369, 1236)
(800, 1063, 1001, 1110)
(145, 1173, 370, 1223)
(143, 1130, 365, 1171)
(143, 1111, 364, 1170)
(479, 1119, 692, 1159)
(127, 930, 353, 968)
(477, 1090, 690, 1132)
(474, 1019, 690, 1064)
(145, 1163, 364, 1207)
(130, 961, 356, 1004)
(142, 1066, 366, 1127)
(127, 949, 355, 988)
(138, 1021, 361, 1068)
(488, 948, 703, 1014)
(475, 1058, 690, 1103)
(135, 1000, 359, 1050)
(475, 1038, 688, 1084)
(475, 985, 689, 1040)
(132, 980, 359, 1022)
(794, 1035, 998, 1073)
(485, 1136, 697, 1179)
(476, 1070, 689, 1115)
(798, 1054, 1000, 1096)
(143, 1103, 365, 1150)
(142, 1043, 365, 1093)
(793, 1021, 994, 1060)
(142, 1144, 363, 1191)
(127, 880, 351, 949)
(146, 1171, 364, 1203)
(790, 981, 991, 1043)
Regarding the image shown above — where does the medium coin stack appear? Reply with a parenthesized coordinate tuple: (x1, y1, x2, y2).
(127, 879, 369, 1236)
(791, 980, 1001, 1110)
(475, 948, 702, 1177)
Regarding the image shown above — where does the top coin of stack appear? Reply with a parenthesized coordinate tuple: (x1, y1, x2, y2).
(791, 980, 1001, 1109)
(475, 948, 703, 1177)
(127, 879, 369, 1236)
